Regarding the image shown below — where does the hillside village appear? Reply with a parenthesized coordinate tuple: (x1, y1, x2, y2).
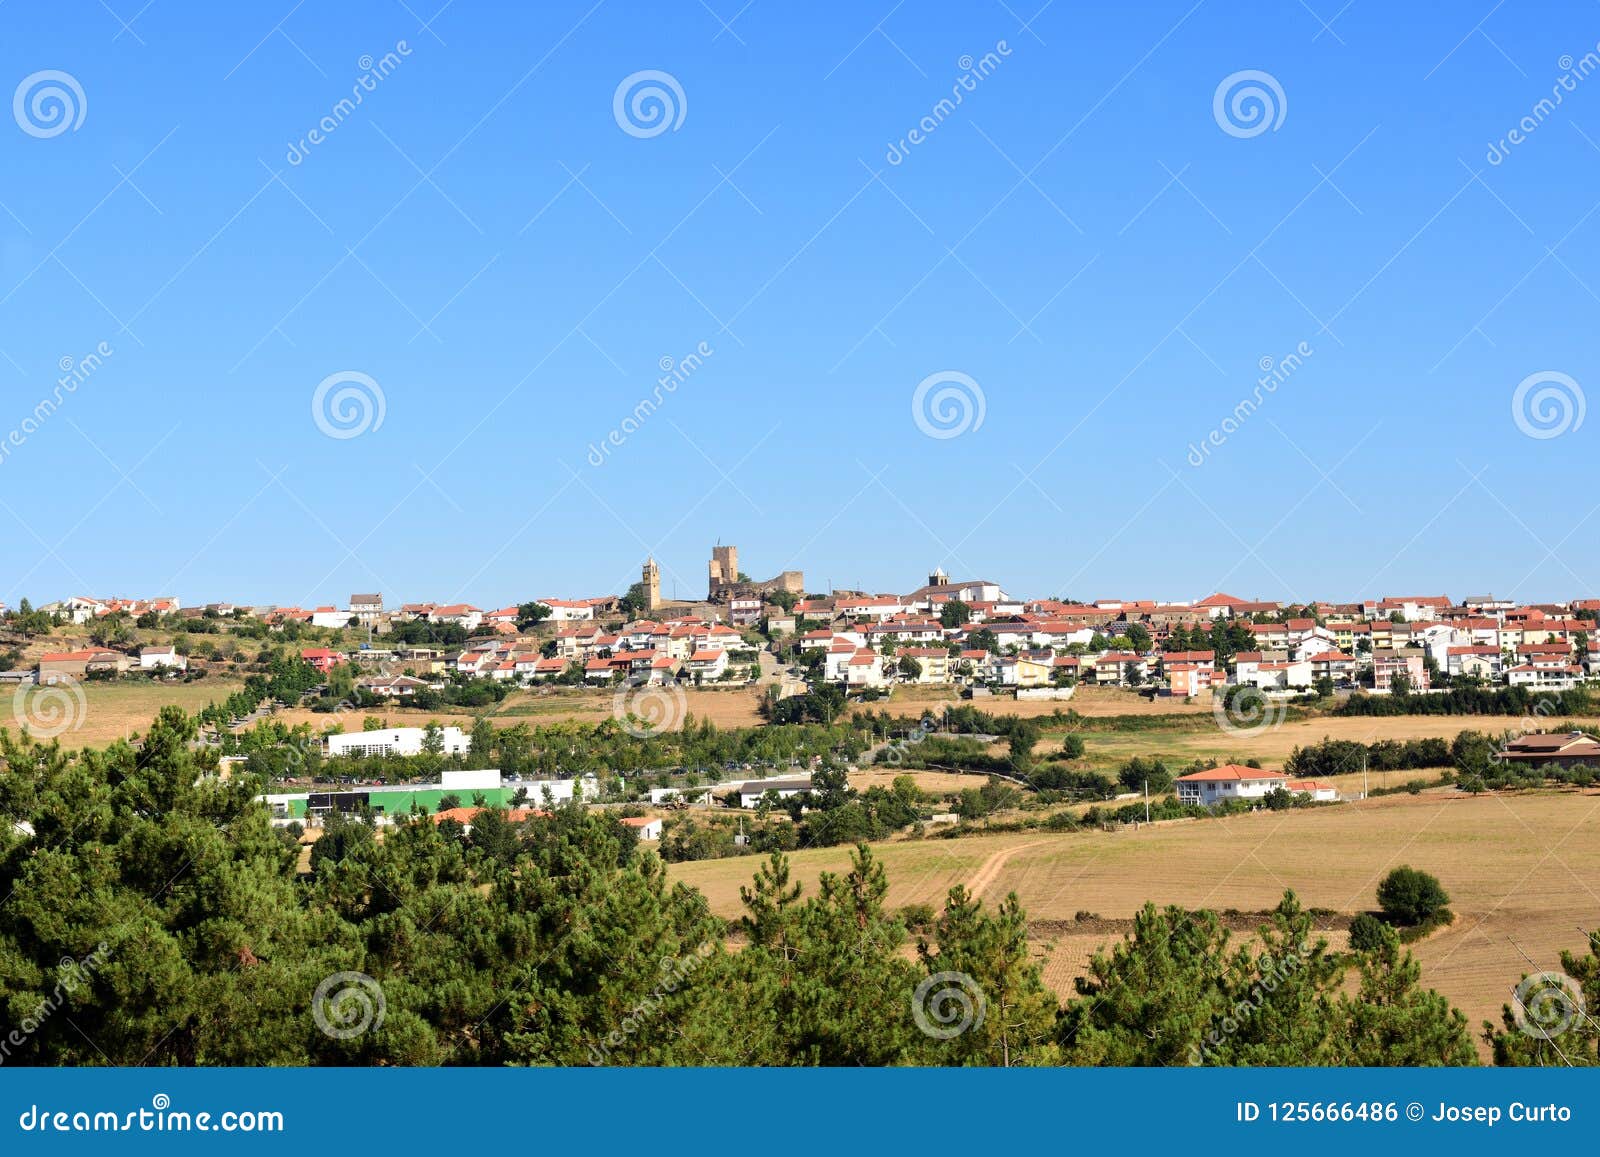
(6, 545, 1599, 702)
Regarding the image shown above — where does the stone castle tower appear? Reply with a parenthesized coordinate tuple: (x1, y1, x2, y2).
(642, 556, 661, 610)
(708, 544, 739, 596)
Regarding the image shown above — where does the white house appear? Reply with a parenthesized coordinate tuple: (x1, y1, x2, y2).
(1246, 659, 1313, 690)
(836, 596, 907, 621)
(1447, 645, 1502, 679)
(325, 726, 470, 758)
(620, 816, 663, 840)
(138, 645, 187, 672)
(55, 596, 107, 624)
(430, 604, 484, 631)
(1507, 664, 1584, 692)
(845, 650, 887, 688)
(1286, 779, 1338, 802)
(349, 593, 384, 624)
(684, 648, 731, 681)
(1174, 764, 1290, 806)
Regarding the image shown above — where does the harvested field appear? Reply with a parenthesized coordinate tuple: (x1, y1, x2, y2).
(670, 788, 1600, 1057)
(878, 685, 1210, 718)
(2, 679, 247, 747)
(1063, 713, 1577, 772)
(848, 768, 984, 794)
(269, 686, 767, 736)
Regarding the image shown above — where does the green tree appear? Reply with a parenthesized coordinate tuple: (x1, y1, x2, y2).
(1376, 866, 1450, 926)
(914, 886, 1058, 1065)
(939, 600, 972, 629)
(1335, 923, 1476, 1065)
(516, 602, 553, 630)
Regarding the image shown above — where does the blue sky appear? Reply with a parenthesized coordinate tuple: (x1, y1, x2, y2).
(2, 0, 1599, 609)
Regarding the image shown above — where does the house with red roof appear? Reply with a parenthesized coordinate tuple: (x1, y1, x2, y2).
(1193, 592, 1251, 618)
(300, 647, 337, 674)
(619, 815, 663, 840)
(684, 648, 730, 681)
(1174, 764, 1290, 806)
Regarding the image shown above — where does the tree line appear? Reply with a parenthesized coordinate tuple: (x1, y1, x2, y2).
(1, 710, 1591, 1066)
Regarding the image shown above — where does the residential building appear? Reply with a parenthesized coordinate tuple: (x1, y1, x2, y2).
(301, 647, 338, 674)
(36, 649, 129, 683)
(619, 816, 663, 840)
(138, 645, 187, 672)
(1174, 764, 1291, 806)
(1371, 649, 1428, 693)
(844, 650, 887, 688)
(1498, 731, 1600, 769)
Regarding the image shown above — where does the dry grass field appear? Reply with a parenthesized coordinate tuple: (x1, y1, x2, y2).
(1064, 713, 1579, 771)
(670, 788, 1600, 1054)
(266, 686, 770, 736)
(849, 768, 979, 793)
(883, 684, 1212, 718)
(2, 679, 247, 747)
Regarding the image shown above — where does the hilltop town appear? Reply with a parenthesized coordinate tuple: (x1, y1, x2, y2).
(5, 542, 1596, 702)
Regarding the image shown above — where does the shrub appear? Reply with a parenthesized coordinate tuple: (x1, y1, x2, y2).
(899, 902, 936, 931)
(1347, 912, 1387, 953)
(1376, 866, 1449, 926)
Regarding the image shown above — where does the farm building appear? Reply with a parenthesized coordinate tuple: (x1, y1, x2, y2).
(736, 776, 814, 808)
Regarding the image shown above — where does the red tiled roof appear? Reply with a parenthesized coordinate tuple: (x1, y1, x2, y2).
(1177, 764, 1289, 783)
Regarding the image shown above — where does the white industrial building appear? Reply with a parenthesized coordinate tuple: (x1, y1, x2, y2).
(325, 726, 470, 758)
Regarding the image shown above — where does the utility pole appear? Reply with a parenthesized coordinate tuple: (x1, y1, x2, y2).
(1144, 778, 1150, 824)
